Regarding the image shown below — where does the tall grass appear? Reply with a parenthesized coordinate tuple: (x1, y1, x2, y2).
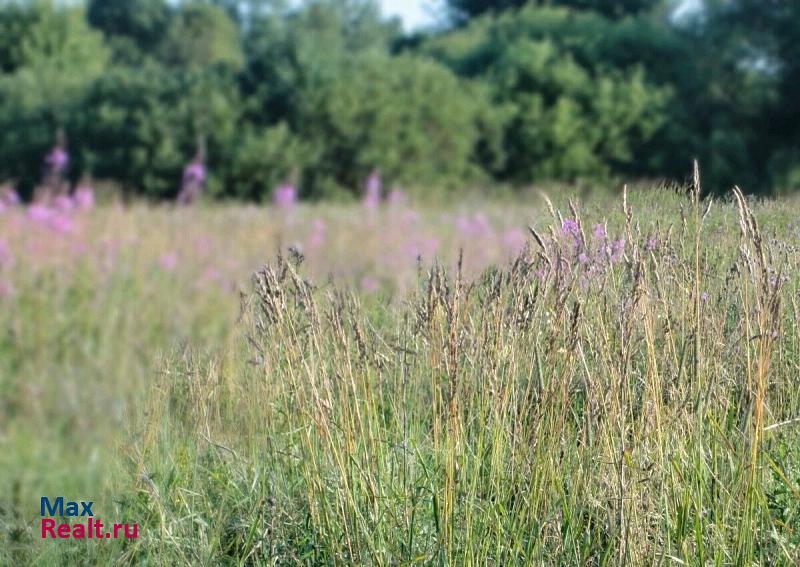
(133, 189, 798, 564)
(2, 190, 799, 564)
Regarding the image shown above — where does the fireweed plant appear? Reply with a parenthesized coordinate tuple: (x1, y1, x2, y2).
(2, 182, 800, 564)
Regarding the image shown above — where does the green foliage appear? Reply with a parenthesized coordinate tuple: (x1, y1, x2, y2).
(0, 0, 108, 194)
(1, 0, 800, 196)
(160, 3, 244, 71)
(73, 67, 243, 198)
(225, 123, 307, 200)
(425, 7, 670, 182)
(242, 1, 483, 197)
(293, 53, 488, 196)
(87, 0, 170, 48)
(446, 0, 663, 22)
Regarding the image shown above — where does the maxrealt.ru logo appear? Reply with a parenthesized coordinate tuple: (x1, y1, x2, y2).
(40, 497, 138, 540)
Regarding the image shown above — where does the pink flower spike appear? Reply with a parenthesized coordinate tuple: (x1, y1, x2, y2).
(73, 185, 95, 210)
(54, 194, 74, 212)
(363, 171, 382, 209)
(158, 253, 178, 271)
(27, 204, 54, 224)
(273, 184, 297, 209)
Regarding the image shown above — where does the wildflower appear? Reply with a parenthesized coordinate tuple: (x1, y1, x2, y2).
(53, 194, 74, 212)
(273, 183, 297, 209)
(402, 209, 420, 225)
(70, 241, 88, 256)
(592, 224, 606, 240)
(457, 213, 491, 238)
(306, 219, 326, 251)
(49, 213, 75, 235)
(561, 218, 582, 249)
(183, 162, 206, 185)
(578, 252, 589, 264)
(562, 218, 580, 237)
(45, 146, 69, 174)
(700, 291, 709, 302)
(1, 186, 20, 206)
(503, 228, 526, 255)
(27, 204, 54, 224)
(363, 170, 382, 210)
(610, 239, 625, 263)
(73, 183, 95, 211)
(177, 152, 206, 205)
(158, 253, 178, 272)
(645, 238, 657, 251)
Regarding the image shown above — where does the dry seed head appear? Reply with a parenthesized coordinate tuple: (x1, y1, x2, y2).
(701, 197, 713, 223)
(622, 185, 632, 225)
(540, 191, 558, 222)
(528, 225, 548, 252)
(732, 186, 749, 238)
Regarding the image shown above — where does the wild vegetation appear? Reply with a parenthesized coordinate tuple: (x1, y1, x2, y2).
(2, 182, 799, 564)
(1, 0, 799, 199)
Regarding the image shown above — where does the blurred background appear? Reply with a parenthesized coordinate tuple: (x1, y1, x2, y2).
(0, 0, 797, 201)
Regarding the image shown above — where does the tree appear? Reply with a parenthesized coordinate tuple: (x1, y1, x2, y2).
(87, 0, 170, 63)
(0, 1, 108, 195)
(242, 1, 485, 197)
(712, 0, 800, 190)
(73, 67, 243, 199)
(160, 3, 244, 71)
(298, 53, 488, 196)
(446, 0, 664, 23)
(425, 6, 671, 182)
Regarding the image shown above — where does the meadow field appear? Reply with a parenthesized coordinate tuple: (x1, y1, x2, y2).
(1, 185, 800, 565)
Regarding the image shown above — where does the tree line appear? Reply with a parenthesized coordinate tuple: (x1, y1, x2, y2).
(0, 0, 797, 200)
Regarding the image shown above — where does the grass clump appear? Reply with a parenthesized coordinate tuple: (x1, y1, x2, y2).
(118, 188, 800, 565)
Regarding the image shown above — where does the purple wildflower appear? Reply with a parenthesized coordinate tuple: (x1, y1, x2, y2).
(363, 171, 382, 210)
(562, 219, 579, 237)
(159, 253, 178, 271)
(73, 184, 95, 210)
(457, 213, 492, 238)
(592, 224, 606, 240)
(503, 228, 526, 255)
(306, 219, 326, 251)
(610, 239, 625, 263)
(700, 291, 709, 302)
(183, 162, 206, 184)
(561, 218, 582, 249)
(1, 187, 20, 206)
(48, 213, 74, 235)
(46, 146, 69, 173)
(578, 252, 589, 264)
(645, 238, 657, 251)
(273, 183, 297, 209)
(27, 204, 54, 224)
(54, 194, 74, 212)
